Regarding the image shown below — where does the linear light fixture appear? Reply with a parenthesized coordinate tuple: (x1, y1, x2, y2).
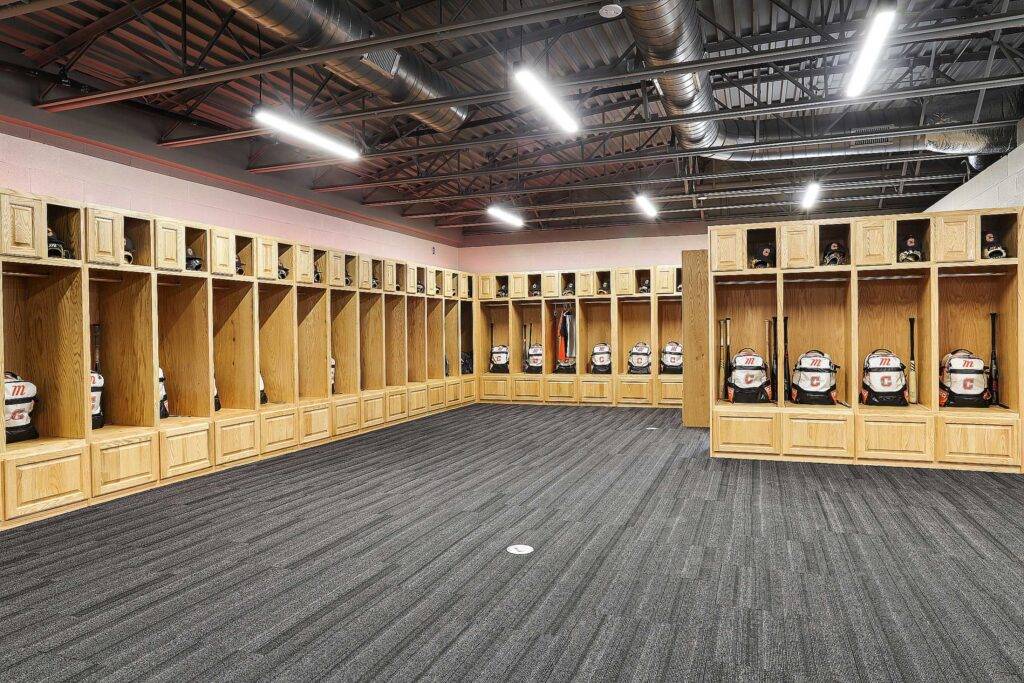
(635, 194, 659, 218)
(513, 68, 579, 134)
(253, 108, 360, 161)
(801, 181, 821, 209)
(845, 8, 897, 97)
(486, 205, 525, 228)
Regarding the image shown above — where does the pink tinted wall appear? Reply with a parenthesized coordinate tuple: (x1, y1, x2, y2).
(0, 132, 459, 267)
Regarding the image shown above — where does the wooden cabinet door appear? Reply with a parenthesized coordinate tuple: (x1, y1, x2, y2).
(510, 273, 527, 298)
(160, 422, 213, 478)
(655, 378, 684, 406)
(854, 219, 894, 266)
(443, 270, 457, 297)
(386, 389, 408, 421)
(935, 214, 978, 262)
(614, 268, 635, 295)
(512, 376, 543, 401)
(361, 393, 385, 426)
(579, 376, 612, 403)
(712, 411, 779, 455)
(295, 245, 314, 284)
(299, 402, 331, 443)
(214, 414, 260, 465)
(857, 414, 933, 462)
(154, 221, 185, 270)
(545, 376, 577, 403)
(260, 408, 298, 453)
(427, 382, 446, 408)
(478, 276, 495, 299)
(710, 228, 744, 272)
(445, 379, 461, 404)
(210, 228, 235, 275)
(409, 385, 429, 415)
(328, 252, 347, 286)
(937, 416, 1019, 467)
(358, 256, 374, 289)
(383, 260, 397, 291)
(654, 266, 676, 294)
(3, 444, 90, 519)
(85, 208, 123, 264)
(333, 397, 360, 435)
(407, 267, 420, 294)
(0, 193, 45, 258)
(616, 377, 652, 404)
(782, 413, 854, 458)
(461, 377, 477, 401)
(91, 433, 158, 496)
(458, 273, 470, 298)
(480, 376, 509, 400)
(780, 223, 816, 269)
(255, 237, 277, 279)
(576, 271, 596, 296)
(541, 272, 559, 297)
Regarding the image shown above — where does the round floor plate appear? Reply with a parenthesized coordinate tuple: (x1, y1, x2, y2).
(506, 544, 534, 555)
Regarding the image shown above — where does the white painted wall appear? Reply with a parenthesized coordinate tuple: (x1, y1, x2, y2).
(929, 144, 1024, 212)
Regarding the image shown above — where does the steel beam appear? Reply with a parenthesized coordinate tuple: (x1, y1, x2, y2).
(0, 0, 79, 21)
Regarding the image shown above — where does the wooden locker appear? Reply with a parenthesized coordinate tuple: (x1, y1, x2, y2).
(613, 268, 635, 295)
(579, 376, 613, 403)
(328, 251, 347, 286)
(85, 208, 123, 265)
(937, 415, 1019, 467)
(856, 414, 933, 462)
(256, 237, 277, 279)
(154, 220, 186, 271)
(210, 228, 235, 275)
(478, 275, 495, 300)
(0, 193, 45, 258)
(576, 271, 596, 296)
(854, 218, 895, 266)
(934, 214, 978, 262)
(779, 223, 816, 269)
(3, 443, 90, 520)
(295, 245, 314, 284)
(458, 273, 470, 299)
(712, 410, 779, 455)
(510, 273, 527, 298)
(260, 407, 298, 453)
(214, 414, 260, 465)
(782, 412, 854, 458)
(653, 266, 676, 294)
(160, 421, 214, 479)
(710, 228, 744, 272)
(361, 391, 385, 426)
(383, 260, 397, 291)
(541, 272, 560, 297)
(616, 376, 652, 404)
(409, 385, 429, 415)
(386, 388, 408, 422)
(91, 432, 159, 497)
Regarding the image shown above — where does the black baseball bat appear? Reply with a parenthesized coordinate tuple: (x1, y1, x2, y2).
(991, 312, 1002, 407)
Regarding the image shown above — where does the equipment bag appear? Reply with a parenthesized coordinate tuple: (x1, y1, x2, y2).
(185, 247, 203, 271)
(939, 349, 990, 407)
(460, 352, 473, 374)
(259, 373, 268, 404)
(562, 282, 575, 296)
(90, 370, 105, 428)
(524, 344, 544, 373)
(235, 257, 245, 275)
(278, 263, 290, 280)
(860, 349, 907, 406)
(47, 228, 72, 259)
(124, 237, 135, 264)
(660, 341, 683, 374)
(591, 343, 611, 374)
(330, 358, 336, 394)
(158, 367, 169, 418)
(489, 345, 509, 373)
(791, 350, 839, 405)
(725, 348, 772, 403)
(4, 371, 38, 443)
(213, 378, 221, 412)
(627, 342, 652, 374)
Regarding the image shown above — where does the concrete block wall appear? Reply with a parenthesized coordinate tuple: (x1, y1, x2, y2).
(929, 144, 1024, 212)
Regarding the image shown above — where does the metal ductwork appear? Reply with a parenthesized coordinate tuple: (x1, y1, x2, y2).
(222, 0, 468, 133)
(624, 0, 1015, 161)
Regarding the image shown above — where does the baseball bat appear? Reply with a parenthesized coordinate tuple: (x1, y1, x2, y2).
(991, 312, 1001, 407)
(908, 317, 918, 404)
(783, 316, 791, 400)
(718, 319, 727, 400)
(724, 318, 732, 400)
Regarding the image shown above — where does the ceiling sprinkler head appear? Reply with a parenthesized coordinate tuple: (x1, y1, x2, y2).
(599, 4, 623, 19)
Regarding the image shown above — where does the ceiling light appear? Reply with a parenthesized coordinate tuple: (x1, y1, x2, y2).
(845, 8, 896, 97)
(801, 181, 821, 209)
(599, 4, 623, 19)
(254, 108, 360, 161)
(635, 194, 659, 218)
(487, 205, 525, 228)
(513, 68, 579, 134)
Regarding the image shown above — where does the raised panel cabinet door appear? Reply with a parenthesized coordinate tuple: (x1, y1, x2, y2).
(361, 393, 385, 426)
(545, 377, 577, 403)
(383, 260, 397, 291)
(656, 378, 684, 405)
(937, 416, 1019, 467)
(0, 193, 45, 258)
(427, 383, 446, 408)
(444, 270, 457, 297)
(210, 229, 235, 275)
(333, 398, 360, 435)
(712, 411, 779, 454)
(260, 409, 298, 453)
(512, 376, 543, 401)
(478, 276, 495, 300)
(461, 378, 477, 401)
(214, 415, 260, 465)
(458, 273, 470, 299)
(359, 257, 374, 289)
(299, 403, 331, 442)
(409, 386, 429, 415)
(710, 228, 744, 272)
(576, 271, 596, 296)
(616, 377, 652, 404)
(154, 221, 186, 270)
(85, 208, 124, 264)
(328, 251, 347, 286)
(91, 434, 158, 496)
(3, 445, 90, 520)
(856, 414, 933, 462)
(159, 423, 213, 479)
(654, 266, 676, 294)
(480, 376, 509, 400)
(782, 413, 854, 458)
(385, 390, 408, 422)
(406, 267, 420, 294)
(445, 379, 461, 404)
(935, 214, 978, 262)
(579, 377, 612, 403)
(780, 223, 816, 269)
(256, 237, 277, 279)
(854, 219, 894, 266)
(510, 273, 527, 299)
(295, 245, 314, 283)
(613, 268, 635, 295)
(541, 272, 559, 297)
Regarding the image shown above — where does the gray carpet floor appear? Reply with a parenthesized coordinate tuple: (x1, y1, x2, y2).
(3, 405, 1024, 681)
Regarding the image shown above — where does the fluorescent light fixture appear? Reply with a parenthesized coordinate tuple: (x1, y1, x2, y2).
(635, 194, 659, 218)
(845, 9, 896, 97)
(513, 68, 579, 134)
(487, 205, 525, 228)
(253, 108, 360, 161)
(801, 181, 821, 209)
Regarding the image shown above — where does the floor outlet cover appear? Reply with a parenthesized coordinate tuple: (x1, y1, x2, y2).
(506, 544, 534, 554)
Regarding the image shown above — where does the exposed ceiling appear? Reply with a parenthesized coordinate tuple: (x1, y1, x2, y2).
(1, 0, 1023, 239)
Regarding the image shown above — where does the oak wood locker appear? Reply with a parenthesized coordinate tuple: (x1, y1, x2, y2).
(579, 376, 613, 403)
(210, 228, 236, 275)
(458, 273, 470, 299)
(332, 395, 360, 435)
(361, 390, 385, 426)
(613, 268, 635, 295)
(545, 376, 578, 403)
(159, 419, 214, 480)
(615, 376, 652, 404)
(779, 223, 816, 269)
(710, 227, 744, 272)
(854, 218, 894, 265)
(653, 266, 676, 294)
(260, 406, 298, 453)
(510, 273, 527, 299)
(934, 214, 979, 262)
(408, 384, 429, 415)
(386, 387, 408, 422)
(540, 272, 559, 297)
(154, 220, 186, 270)
(383, 260, 397, 291)
(214, 413, 260, 465)
(0, 193, 46, 259)
(328, 251, 347, 286)
(85, 208, 124, 265)
(358, 255, 374, 289)
(576, 271, 596, 296)
(856, 413, 933, 462)
(712, 409, 779, 455)
(90, 430, 159, 497)
(936, 414, 1019, 467)
(3, 442, 90, 520)
(295, 245, 315, 284)
(478, 275, 495, 299)
(781, 412, 854, 458)
(256, 237, 277, 279)
(512, 375, 543, 401)
(299, 401, 331, 443)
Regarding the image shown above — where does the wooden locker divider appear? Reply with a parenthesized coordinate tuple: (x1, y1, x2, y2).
(385, 294, 408, 387)
(682, 250, 709, 427)
(359, 292, 385, 391)
(212, 279, 259, 466)
(407, 296, 427, 384)
(258, 283, 297, 407)
(459, 301, 474, 374)
(157, 274, 212, 419)
(616, 297, 654, 404)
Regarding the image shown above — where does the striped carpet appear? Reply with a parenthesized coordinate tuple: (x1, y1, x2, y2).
(3, 405, 1024, 680)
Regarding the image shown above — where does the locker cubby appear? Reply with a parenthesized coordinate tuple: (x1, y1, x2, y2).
(158, 274, 212, 418)
(713, 277, 778, 404)
(857, 268, 933, 408)
(416, 266, 426, 294)
(444, 300, 460, 376)
(123, 217, 153, 267)
(212, 280, 256, 411)
(47, 202, 82, 261)
(527, 273, 542, 297)
(782, 272, 853, 406)
(1, 262, 87, 448)
(511, 301, 543, 373)
(937, 265, 1018, 411)
(495, 275, 509, 298)
(579, 299, 611, 374)
(312, 249, 327, 283)
(450, 271, 459, 297)
(465, 275, 474, 298)
(617, 299, 653, 373)
(896, 218, 930, 263)
(657, 298, 683, 366)
(674, 266, 683, 292)
(407, 296, 426, 383)
(395, 262, 407, 292)
(595, 270, 612, 295)
(460, 301, 474, 373)
(980, 213, 1018, 260)
(258, 283, 297, 406)
(746, 228, 777, 269)
(330, 289, 359, 395)
(277, 243, 295, 282)
(385, 294, 407, 386)
(434, 268, 445, 297)
(184, 227, 208, 273)
(819, 223, 850, 267)
(344, 254, 357, 286)
(635, 268, 652, 294)
(88, 270, 156, 429)
(234, 235, 254, 277)
(359, 292, 384, 391)
(427, 298, 445, 380)
(297, 287, 330, 400)
(479, 302, 510, 372)
(560, 272, 575, 296)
